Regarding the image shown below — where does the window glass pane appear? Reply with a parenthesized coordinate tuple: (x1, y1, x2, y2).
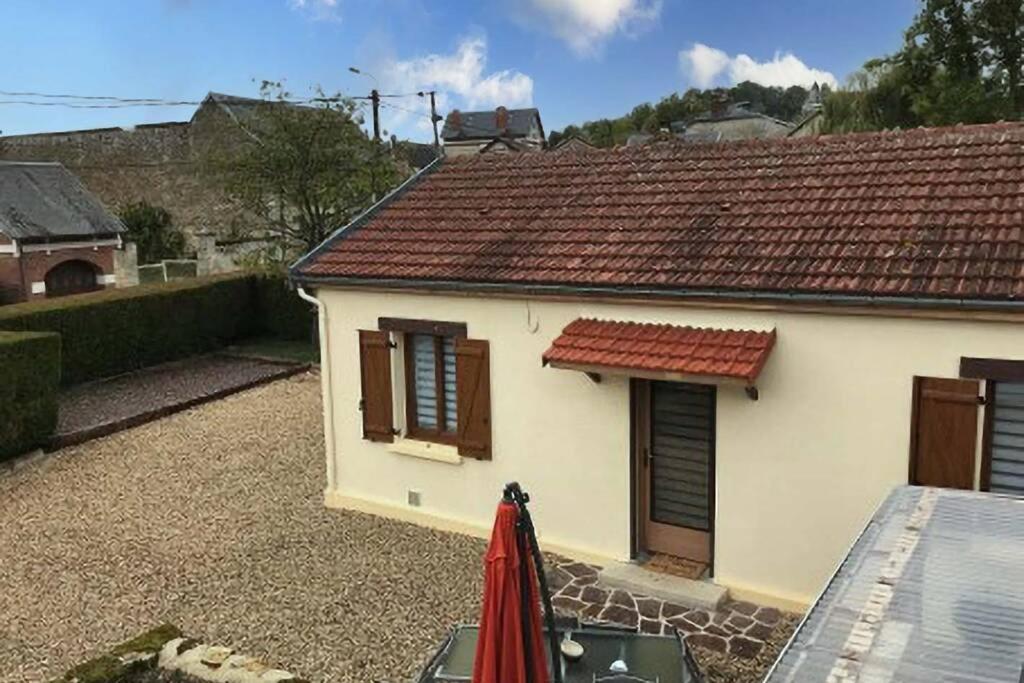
(412, 334, 437, 429)
(443, 336, 458, 433)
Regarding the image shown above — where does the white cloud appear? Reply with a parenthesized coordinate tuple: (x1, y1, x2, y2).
(288, 0, 340, 21)
(523, 0, 662, 56)
(680, 42, 837, 89)
(381, 36, 533, 110)
(682, 43, 732, 89)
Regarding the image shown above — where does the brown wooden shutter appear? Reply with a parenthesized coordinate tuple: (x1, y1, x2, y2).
(359, 330, 394, 443)
(455, 338, 491, 459)
(909, 376, 979, 489)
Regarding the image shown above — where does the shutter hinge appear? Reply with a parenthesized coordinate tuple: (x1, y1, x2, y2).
(386, 340, 397, 349)
(358, 398, 365, 411)
(391, 428, 400, 436)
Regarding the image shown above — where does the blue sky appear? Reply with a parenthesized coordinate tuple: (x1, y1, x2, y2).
(0, 0, 918, 140)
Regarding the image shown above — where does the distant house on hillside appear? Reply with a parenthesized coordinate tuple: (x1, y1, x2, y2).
(679, 101, 793, 140)
(551, 135, 597, 153)
(0, 161, 125, 303)
(789, 83, 826, 138)
(441, 107, 545, 157)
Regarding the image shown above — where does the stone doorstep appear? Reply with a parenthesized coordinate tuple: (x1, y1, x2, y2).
(598, 561, 728, 612)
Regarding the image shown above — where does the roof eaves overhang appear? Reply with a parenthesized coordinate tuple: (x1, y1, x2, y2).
(543, 359, 756, 387)
(287, 273, 1024, 314)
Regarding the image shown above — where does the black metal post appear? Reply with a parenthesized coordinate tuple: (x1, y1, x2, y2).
(504, 482, 563, 683)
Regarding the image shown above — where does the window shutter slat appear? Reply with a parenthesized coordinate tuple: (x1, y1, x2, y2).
(359, 330, 394, 443)
(455, 338, 491, 460)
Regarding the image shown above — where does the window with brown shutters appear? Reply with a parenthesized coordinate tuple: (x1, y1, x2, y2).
(361, 320, 492, 460)
(358, 330, 395, 443)
(455, 338, 491, 459)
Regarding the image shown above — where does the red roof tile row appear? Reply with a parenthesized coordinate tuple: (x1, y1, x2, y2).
(294, 123, 1024, 302)
(542, 318, 776, 382)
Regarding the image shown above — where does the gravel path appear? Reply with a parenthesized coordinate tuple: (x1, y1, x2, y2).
(0, 374, 488, 683)
(55, 354, 306, 443)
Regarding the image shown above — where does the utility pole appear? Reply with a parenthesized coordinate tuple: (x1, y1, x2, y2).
(370, 88, 381, 142)
(418, 90, 441, 151)
(349, 66, 382, 143)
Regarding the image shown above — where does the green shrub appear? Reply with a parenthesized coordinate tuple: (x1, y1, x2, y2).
(252, 272, 316, 342)
(0, 331, 60, 461)
(0, 274, 256, 385)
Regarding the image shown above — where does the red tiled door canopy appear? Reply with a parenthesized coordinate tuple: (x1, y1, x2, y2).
(542, 318, 776, 384)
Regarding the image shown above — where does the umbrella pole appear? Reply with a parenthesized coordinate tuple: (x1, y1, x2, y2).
(504, 482, 564, 683)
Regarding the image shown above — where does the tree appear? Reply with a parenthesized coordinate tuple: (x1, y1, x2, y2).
(823, 0, 1024, 132)
(118, 201, 186, 264)
(205, 82, 400, 255)
(547, 82, 811, 149)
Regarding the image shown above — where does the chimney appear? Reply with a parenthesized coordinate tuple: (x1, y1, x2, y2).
(710, 92, 729, 118)
(495, 106, 509, 134)
(447, 109, 462, 134)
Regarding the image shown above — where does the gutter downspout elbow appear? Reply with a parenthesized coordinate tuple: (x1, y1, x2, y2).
(297, 286, 338, 495)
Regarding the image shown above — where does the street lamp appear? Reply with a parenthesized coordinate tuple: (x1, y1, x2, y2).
(348, 66, 378, 87)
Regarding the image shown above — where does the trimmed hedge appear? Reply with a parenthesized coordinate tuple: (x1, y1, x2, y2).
(0, 274, 257, 385)
(0, 330, 60, 461)
(0, 272, 314, 387)
(252, 272, 317, 342)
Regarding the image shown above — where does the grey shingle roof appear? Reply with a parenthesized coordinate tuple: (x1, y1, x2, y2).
(441, 108, 542, 141)
(0, 162, 125, 240)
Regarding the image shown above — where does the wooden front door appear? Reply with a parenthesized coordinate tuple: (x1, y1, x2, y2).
(636, 380, 715, 564)
(910, 377, 980, 490)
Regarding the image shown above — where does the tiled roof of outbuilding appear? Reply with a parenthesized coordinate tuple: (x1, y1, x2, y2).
(293, 122, 1024, 304)
(543, 319, 776, 382)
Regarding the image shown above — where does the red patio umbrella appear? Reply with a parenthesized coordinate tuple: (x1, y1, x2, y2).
(473, 494, 552, 683)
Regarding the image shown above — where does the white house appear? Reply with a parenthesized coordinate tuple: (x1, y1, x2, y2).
(291, 123, 1024, 610)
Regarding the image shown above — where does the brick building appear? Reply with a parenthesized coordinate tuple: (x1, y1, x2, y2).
(0, 161, 125, 303)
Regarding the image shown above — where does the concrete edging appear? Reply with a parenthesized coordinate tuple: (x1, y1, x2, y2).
(48, 363, 310, 451)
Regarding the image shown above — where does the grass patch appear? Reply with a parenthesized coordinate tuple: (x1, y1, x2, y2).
(226, 337, 318, 365)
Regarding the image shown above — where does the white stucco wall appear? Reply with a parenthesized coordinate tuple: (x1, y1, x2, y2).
(316, 288, 1024, 607)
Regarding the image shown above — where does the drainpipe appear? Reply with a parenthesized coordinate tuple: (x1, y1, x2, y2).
(297, 286, 337, 494)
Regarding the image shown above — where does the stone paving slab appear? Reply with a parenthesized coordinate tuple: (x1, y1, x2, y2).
(53, 353, 309, 449)
(547, 560, 792, 660)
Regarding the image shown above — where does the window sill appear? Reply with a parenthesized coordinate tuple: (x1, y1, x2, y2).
(388, 437, 462, 465)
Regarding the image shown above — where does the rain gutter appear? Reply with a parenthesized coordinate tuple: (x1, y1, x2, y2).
(287, 274, 1024, 313)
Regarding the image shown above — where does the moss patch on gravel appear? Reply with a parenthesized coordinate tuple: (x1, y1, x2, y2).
(51, 624, 182, 683)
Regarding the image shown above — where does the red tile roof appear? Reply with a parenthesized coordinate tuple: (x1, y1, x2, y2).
(294, 123, 1024, 303)
(542, 318, 776, 382)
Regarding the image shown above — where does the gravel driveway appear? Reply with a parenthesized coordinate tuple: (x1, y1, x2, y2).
(0, 374, 488, 683)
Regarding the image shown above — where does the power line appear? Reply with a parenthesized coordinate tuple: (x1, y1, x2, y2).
(0, 88, 424, 106)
